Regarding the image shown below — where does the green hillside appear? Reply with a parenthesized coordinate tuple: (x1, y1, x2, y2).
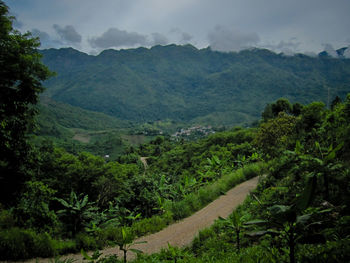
(40, 45, 350, 126)
(34, 97, 136, 158)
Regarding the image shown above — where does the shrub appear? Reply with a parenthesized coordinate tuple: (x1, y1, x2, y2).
(75, 232, 98, 250)
(0, 227, 56, 260)
(192, 228, 216, 255)
(0, 209, 15, 229)
(51, 239, 77, 255)
(170, 200, 192, 220)
(132, 211, 173, 237)
(33, 232, 55, 257)
(242, 163, 262, 179)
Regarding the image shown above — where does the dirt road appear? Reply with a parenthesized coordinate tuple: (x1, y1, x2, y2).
(24, 176, 259, 262)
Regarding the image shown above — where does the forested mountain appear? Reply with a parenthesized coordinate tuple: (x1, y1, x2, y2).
(40, 45, 350, 126)
(37, 96, 130, 136)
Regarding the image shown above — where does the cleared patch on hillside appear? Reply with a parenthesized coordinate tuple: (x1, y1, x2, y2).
(72, 133, 91, 143)
(122, 134, 146, 145)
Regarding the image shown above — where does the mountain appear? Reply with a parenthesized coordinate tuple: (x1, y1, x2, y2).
(40, 45, 350, 126)
(37, 96, 130, 134)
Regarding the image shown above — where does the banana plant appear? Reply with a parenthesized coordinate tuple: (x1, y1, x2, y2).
(56, 191, 97, 235)
(218, 211, 246, 251)
(81, 249, 102, 263)
(246, 204, 330, 263)
(116, 227, 146, 263)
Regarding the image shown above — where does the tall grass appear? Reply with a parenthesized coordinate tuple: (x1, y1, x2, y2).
(166, 162, 265, 220)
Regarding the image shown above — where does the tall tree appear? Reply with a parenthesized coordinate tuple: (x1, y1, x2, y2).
(0, 1, 51, 205)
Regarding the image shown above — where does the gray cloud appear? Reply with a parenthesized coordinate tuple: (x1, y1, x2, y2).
(89, 28, 148, 49)
(181, 32, 193, 41)
(304, 51, 318, 57)
(208, 25, 260, 52)
(31, 28, 50, 41)
(263, 38, 301, 55)
(53, 24, 82, 44)
(31, 28, 63, 48)
(151, 32, 169, 46)
(181, 32, 193, 42)
(169, 28, 193, 44)
(6, 0, 350, 53)
(322, 43, 338, 58)
(343, 46, 350, 58)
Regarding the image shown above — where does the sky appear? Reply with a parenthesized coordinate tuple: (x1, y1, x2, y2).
(4, 0, 350, 55)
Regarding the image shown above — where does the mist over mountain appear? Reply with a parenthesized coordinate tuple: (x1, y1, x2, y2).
(40, 44, 350, 126)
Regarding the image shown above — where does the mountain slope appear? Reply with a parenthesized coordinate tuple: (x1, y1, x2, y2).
(40, 45, 350, 126)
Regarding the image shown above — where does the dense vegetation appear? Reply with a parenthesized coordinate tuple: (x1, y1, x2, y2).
(130, 96, 350, 263)
(40, 44, 350, 126)
(34, 96, 133, 159)
(1, 2, 350, 262)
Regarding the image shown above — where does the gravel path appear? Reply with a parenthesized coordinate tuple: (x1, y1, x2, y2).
(20, 176, 259, 263)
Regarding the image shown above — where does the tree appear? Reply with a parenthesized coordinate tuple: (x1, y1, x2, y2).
(330, 96, 342, 110)
(271, 98, 292, 117)
(0, 2, 52, 204)
(56, 191, 97, 236)
(255, 112, 297, 158)
(219, 211, 245, 251)
(262, 98, 293, 122)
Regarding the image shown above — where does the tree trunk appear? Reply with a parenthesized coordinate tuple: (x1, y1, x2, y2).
(289, 231, 295, 263)
(123, 249, 127, 263)
(324, 173, 329, 200)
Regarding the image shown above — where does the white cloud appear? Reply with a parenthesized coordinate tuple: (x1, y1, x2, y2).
(53, 24, 82, 44)
(151, 32, 169, 45)
(322, 43, 338, 58)
(208, 25, 260, 52)
(88, 28, 148, 49)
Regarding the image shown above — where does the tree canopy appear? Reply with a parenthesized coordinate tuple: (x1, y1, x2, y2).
(0, 1, 52, 204)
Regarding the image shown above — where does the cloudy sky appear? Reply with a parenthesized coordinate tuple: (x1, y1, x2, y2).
(4, 0, 350, 55)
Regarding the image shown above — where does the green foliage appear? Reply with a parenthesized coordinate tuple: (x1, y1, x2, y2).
(0, 1, 52, 204)
(56, 191, 98, 236)
(2, 29, 350, 263)
(166, 163, 264, 220)
(0, 227, 55, 260)
(255, 112, 297, 158)
(15, 181, 58, 231)
(40, 45, 350, 127)
(116, 227, 146, 263)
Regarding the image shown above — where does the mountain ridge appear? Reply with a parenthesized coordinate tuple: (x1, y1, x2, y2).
(40, 45, 350, 126)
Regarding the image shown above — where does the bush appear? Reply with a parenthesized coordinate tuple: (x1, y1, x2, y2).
(51, 239, 77, 255)
(192, 228, 216, 255)
(33, 232, 55, 257)
(75, 232, 98, 250)
(132, 211, 173, 237)
(167, 163, 264, 221)
(169, 200, 192, 220)
(0, 227, 55, 260)
(242, 163, 264, 179)
(0, 209, 15, 229)
(298, 240, 350, 263)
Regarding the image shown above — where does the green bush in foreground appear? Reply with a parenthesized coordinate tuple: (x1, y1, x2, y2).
(0, 228, 54, 260)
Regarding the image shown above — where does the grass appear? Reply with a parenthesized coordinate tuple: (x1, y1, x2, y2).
(166, 162, 266, 221)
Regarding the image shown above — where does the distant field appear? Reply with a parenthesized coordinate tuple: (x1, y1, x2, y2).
(122, 134, 147, 145)
(72, 133, 91, 143)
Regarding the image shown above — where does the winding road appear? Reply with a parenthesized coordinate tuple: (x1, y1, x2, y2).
(22, 176, 259, 262)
